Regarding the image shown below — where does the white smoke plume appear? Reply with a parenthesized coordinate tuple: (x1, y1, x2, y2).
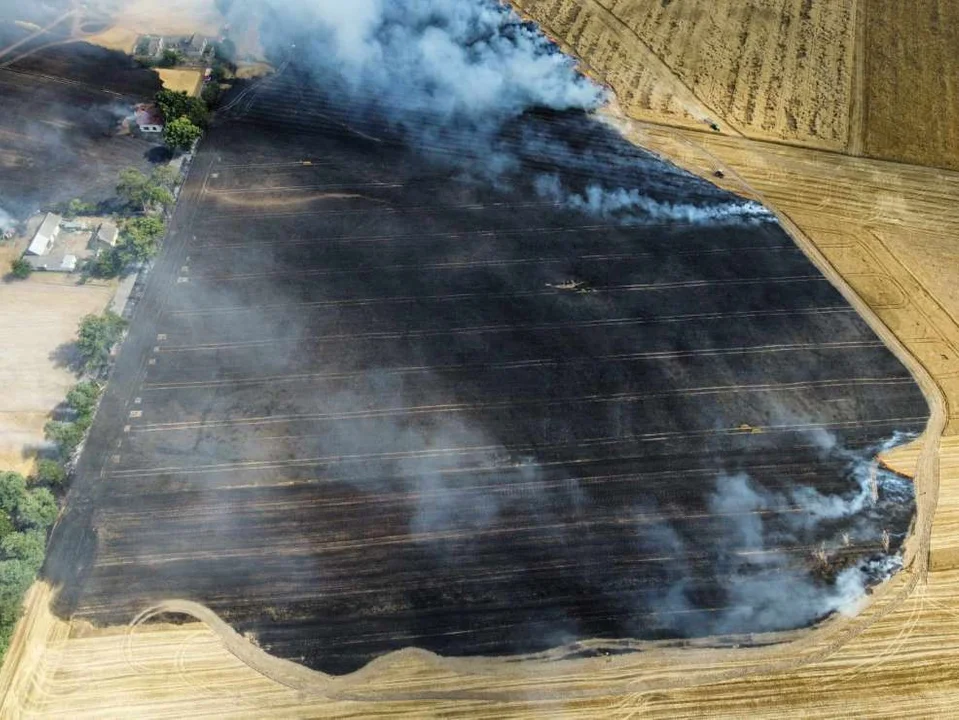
(699, 430, 916, 633)
(229, 0, 764, 221)
(0, 206, 15, 233)
(534, 173, 774, 225)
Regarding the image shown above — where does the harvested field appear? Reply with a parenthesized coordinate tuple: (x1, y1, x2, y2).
(156, 68, 202, 97)
(517, 0, 858, 149)
(861, 0, 959, 170)
(0, 262, 115, 475)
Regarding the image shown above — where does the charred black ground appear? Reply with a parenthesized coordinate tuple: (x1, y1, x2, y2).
(0, 40, 162, 218)
(45, 65, 928, 675)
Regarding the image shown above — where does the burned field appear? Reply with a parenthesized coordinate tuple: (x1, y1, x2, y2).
(45, 71, 929, 675)
(0, 42, 161, 219)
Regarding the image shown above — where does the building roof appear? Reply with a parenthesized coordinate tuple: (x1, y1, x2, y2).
(97, 222, 119, 247)
(134, 103, 164, 129)
(26, 212, 62, 256)
(184, 34, 208, 54)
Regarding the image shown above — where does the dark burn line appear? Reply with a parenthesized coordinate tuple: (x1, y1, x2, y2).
(187, 224, 700, 251)
(128, 377, 917, 433)
(104, 458, 846, 494)
(165, 275, 829, 314)
(189, 245, 799, 281)
(165, 303, 854, 332)
(198, 198, 570, 221)
(143, 341, 888, 389)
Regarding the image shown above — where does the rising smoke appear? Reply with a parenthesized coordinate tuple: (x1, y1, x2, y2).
(228, 0, 771, 224)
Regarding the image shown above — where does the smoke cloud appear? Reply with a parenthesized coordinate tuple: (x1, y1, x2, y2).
(696, 430, 915, 634)
(227, 0, 771, 224)
(0, 206, 15, 233)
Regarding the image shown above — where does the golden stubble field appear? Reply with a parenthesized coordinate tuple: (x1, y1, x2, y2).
(4, 0, 959, 716)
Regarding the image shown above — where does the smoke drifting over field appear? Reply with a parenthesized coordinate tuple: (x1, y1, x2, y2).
(224, 0, 771, 223)
(193, 0, 921, 649)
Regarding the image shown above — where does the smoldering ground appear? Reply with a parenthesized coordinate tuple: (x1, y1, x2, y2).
(39, 0, 929, 675)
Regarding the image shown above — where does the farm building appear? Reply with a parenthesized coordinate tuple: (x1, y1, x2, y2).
(134, 104, 164, 133)
(96, 222, 119, 249)
(26, 212, 61, 256)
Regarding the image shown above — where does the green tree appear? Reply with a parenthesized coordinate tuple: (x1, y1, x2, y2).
(0, 513, 13, 542)
(43, 421, 85, 458)
(1, 531, 46, 568)
(150, 164, 179, 190)
(159, 48, 182, 67)
(116, 168, 175, 213)
(0, 473, 26, 516)
(32, 459, 66, 487)
(66, 381, 102, 419)
(87, 248, 124, 279)
(155, 89, 209, 128)
(16, 488, 58, 530)
(76, 311, 127, 374)
(119, 216, 166, 263)
(163, 116, 202, 152)
(0, 559, 36, 605)
(9, 258, 31, 279)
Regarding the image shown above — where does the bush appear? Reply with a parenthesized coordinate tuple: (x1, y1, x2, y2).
(32, 459, 66, 487)
(76, 311, 127, 374)
(66, 381, 102, 419)
(15, 488, 58, 530)
(44, 421, 85, 459)
(9, 258, 31, 279)
(117, 167, 175, 213)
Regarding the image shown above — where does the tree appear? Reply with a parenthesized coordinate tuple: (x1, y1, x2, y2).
(0, 513, 13, 542)
(116, 167, 175, 213)
(87, 248, 124, 279)
(159, 48, 182, 67)
(43, 421, 85, 458)
(155, 89, 209, 128)
(16, 488, 58, 530)
(1, 530, 46, 568)
(163, 116, 202, 152)
(76, 311, 127, 374)
(150, 164, 179, 191)
(32, 459, 66, 487)
(119, 216, 166, 263)
(0, 473, 26, 516)
(9, 258, 31, 279)
(64, 198, 96, 218)
(66, 381, 102, 419)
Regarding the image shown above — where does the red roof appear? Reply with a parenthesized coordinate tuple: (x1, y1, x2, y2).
(134, 103, 164, 127)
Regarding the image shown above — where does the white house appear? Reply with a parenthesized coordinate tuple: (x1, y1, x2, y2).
(135, 103, 165, 133)
(26, 212, 62, 256)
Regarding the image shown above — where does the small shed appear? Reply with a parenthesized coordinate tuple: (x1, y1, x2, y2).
(134, 103, 165, 133)
(96, 222, 119, 248)
(26, 212, 62, 256)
